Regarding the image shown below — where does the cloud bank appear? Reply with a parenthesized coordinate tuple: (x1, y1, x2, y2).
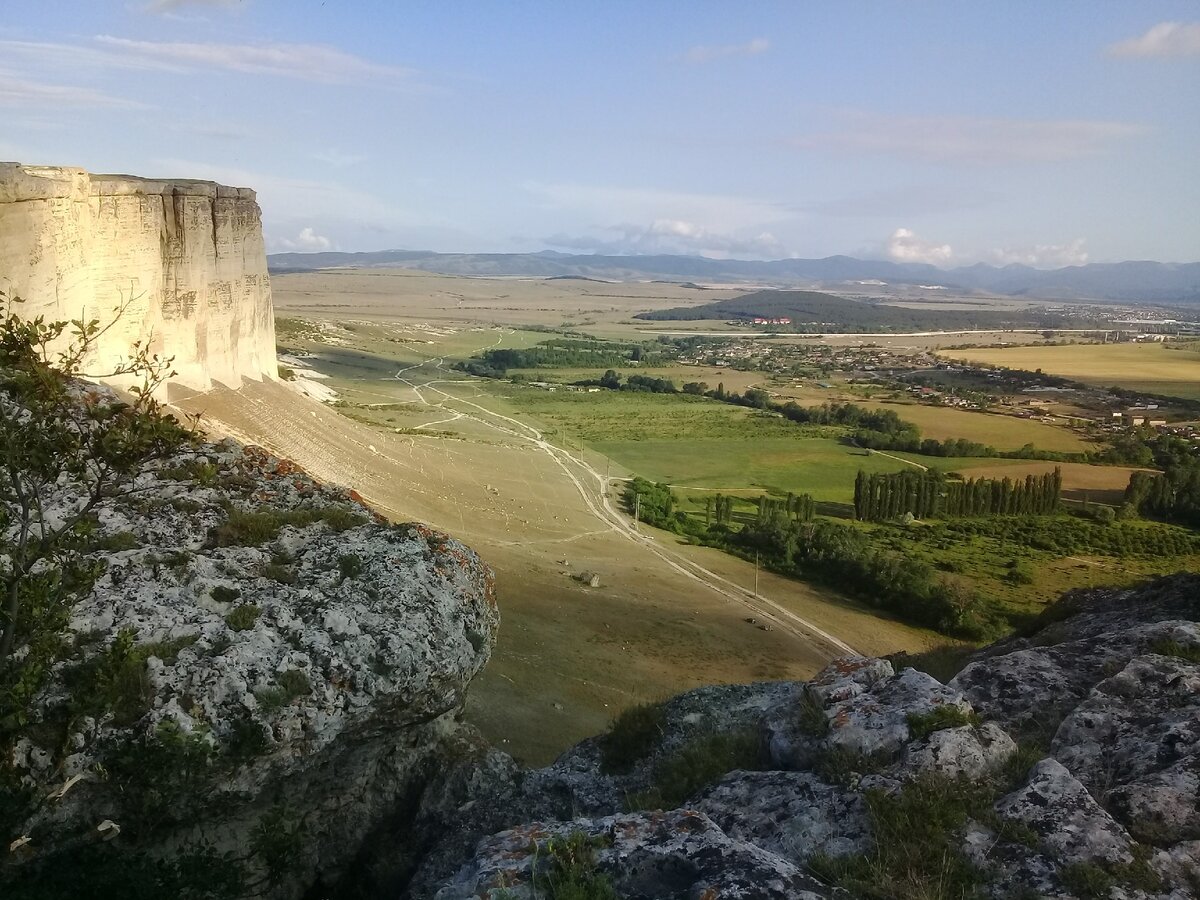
(796, 112, 1144, 164)
(681, 38, 769, 64)
(1109, 22, 1200, 58)
(546, 220, 787, 259)
(94, 36, 413, 84)
(886, 228, 953, 264)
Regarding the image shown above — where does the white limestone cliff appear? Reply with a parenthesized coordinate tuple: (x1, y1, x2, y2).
(0, 163, 277, 393)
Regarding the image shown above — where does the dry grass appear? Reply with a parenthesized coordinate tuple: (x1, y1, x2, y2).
(937, 343, 1200, 400)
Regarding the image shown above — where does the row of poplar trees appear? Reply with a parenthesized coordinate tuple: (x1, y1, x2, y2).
(854, 468, 1062, 522)
(707, 491, 815, 526)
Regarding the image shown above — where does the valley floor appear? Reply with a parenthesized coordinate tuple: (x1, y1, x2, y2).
(171, 377, 934, 764)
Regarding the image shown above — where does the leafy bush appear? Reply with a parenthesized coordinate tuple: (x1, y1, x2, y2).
(209, 585, 240, 604)
(224, 604, 261, 632)
(210, 505, 366, 548)
(255, 669, 311, 713)
(260, 562, 297, 585)
(338, 553, 364, 581)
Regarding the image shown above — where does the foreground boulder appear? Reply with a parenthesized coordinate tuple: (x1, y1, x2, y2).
(414, 573, 1200, 899)
(1, 438, 498, 898)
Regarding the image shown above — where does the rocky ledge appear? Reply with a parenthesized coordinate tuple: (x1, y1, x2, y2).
(2, 425, 498, 897)
(414, 573, 1200, 899)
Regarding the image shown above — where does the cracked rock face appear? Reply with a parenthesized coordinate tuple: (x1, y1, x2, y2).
(418, 575, 1200, 900)
(432, 811, 838, 900)
(2, 436, 498, 898)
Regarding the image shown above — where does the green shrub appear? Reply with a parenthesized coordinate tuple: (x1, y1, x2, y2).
(626, 729, 763, 810)
(210, 505, 367, 547)
(224, 604, 261, 632)
(260, 562, 296, 585)
(906, 705, 980, 740)
(255, 669, 311, 713)
(210, 585, 240, 604)
(1060, 862, 1115, 899)
(63, 630, 199, 728)
(812, 746, 886, 787)
(811, 775, 989, 899)
(249, 806, 304, 887)
(598, 702, 666, 774)
(1003, 563, 1034, 586)
(91, 531, 141, 552)
(530, 832, 618, 900)
(338, 553, 364, 581)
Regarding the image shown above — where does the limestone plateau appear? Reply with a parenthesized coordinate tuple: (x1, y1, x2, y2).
(0, 163, 277, 392)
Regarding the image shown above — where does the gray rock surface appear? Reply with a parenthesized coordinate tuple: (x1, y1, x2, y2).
(2, 436, 498, 898)
(420, 574, 1200, 900)
(432, 810, 838, 900)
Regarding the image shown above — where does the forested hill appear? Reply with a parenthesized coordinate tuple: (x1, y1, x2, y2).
(635, 289, 1072, 332)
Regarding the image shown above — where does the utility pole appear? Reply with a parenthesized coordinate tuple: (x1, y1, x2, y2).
(634, 493, 641, 532)
(754, 552, 759, 599)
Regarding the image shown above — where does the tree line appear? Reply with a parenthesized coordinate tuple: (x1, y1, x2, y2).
(1125, 461, 1200, 528)
(854, 468, 1062, 522)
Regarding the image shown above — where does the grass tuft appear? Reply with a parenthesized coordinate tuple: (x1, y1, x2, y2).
(906, 705, 980, 740)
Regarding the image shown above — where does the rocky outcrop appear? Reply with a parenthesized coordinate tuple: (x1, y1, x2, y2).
(415, 574, 1200, 899)
(0, 163, 277, 393)
(1, 412, 498, 897)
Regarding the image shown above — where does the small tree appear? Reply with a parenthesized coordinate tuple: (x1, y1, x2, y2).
(0, 290, 192, 721)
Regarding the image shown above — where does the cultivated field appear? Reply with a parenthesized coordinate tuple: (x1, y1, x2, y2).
(938, 343, 1200, 400)
(230, 269, 1192, 760)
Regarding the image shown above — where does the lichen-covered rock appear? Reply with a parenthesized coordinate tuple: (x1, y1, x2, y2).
(994, 758, 1135, 867)
(1, 437, 498, 897)
(423, 575, 1200, 900)
(901, 722, 1016, 780)
(1053, 653, 1200, 846)
(694, 770, 871, 864)
(432, 811, 839, 900)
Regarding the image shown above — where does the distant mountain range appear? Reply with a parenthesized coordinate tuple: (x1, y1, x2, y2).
(267, 249, 1200, 305)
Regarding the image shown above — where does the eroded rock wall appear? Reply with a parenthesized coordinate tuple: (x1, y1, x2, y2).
(0, 163, 276, 392)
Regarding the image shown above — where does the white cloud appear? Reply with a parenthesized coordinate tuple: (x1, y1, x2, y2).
(312, 149, 367, 168)
(681, 38, 770, 64)
(988, 239, 1088, 268)
(1108, 22, 1200, 58)
(143, 0, 241, 11)
(795, 112, 1145, 164)
(545, 219, 787, 259)
(886, 228, 953, 265)
(271, 227, 332, 252)
(93, 36, 415, 85)
(524, 181, 789, 232)
(0, 71, 142, 108)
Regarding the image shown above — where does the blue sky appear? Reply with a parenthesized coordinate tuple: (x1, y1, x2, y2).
(2, 1, 1198, 265)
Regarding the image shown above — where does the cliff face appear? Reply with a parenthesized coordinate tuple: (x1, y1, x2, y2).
(0, 385, 498, 897)
(0, 163, 277, 392)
